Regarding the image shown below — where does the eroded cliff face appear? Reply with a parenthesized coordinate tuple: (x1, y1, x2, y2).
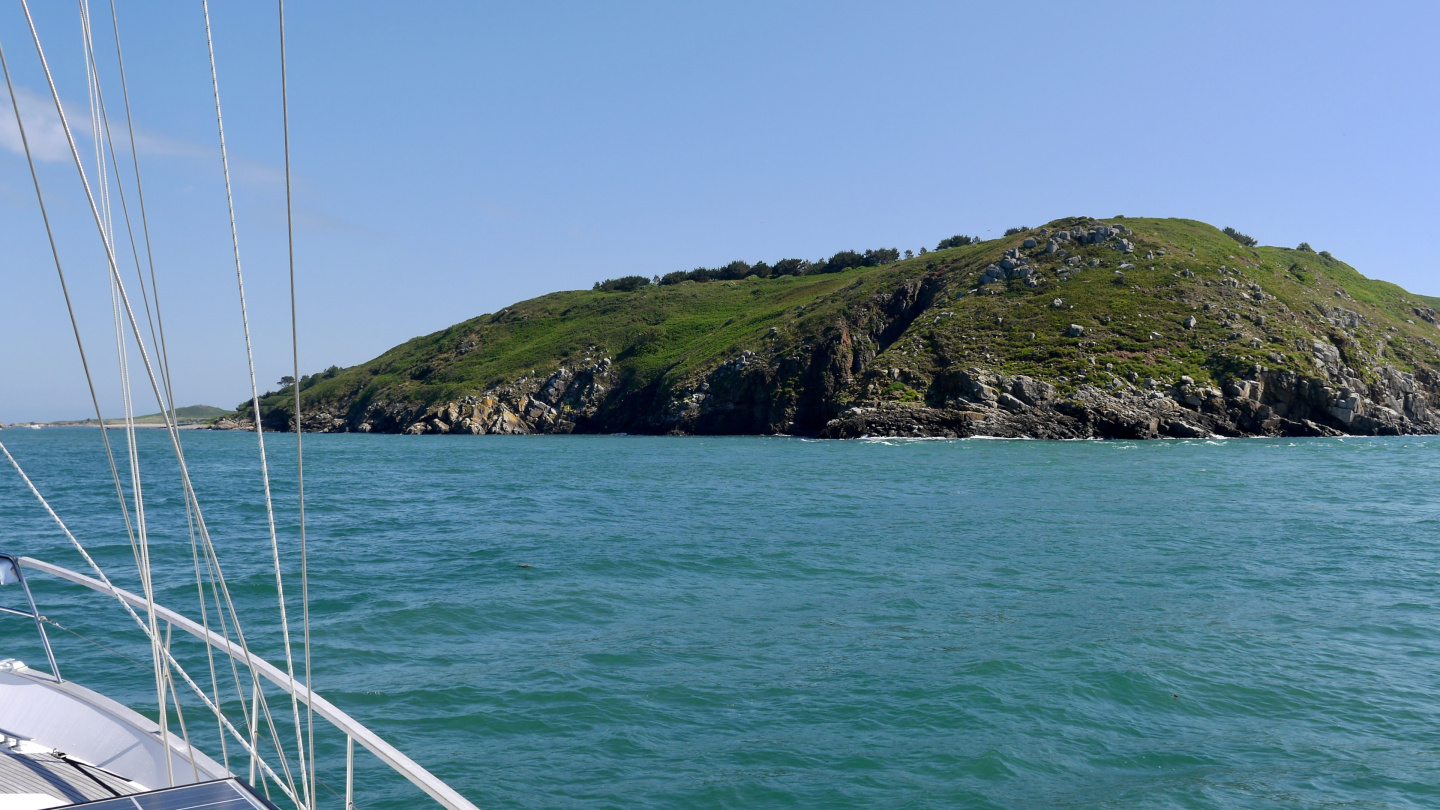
(214, 217, 1440, 440)
(221, 291, 1440, 441)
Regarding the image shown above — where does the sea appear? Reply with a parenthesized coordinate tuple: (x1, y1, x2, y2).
(0, 429, 1437, 809)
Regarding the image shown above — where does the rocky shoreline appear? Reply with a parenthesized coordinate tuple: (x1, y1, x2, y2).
(214, 348, 1440, 440)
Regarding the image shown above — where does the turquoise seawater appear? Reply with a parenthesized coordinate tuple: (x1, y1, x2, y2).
(1, 430, 1438, 808)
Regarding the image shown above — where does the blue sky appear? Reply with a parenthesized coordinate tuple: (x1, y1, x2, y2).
(2, 1, 1437, 421)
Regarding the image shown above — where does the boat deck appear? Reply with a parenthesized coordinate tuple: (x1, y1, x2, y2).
(0, 745, 139, 806)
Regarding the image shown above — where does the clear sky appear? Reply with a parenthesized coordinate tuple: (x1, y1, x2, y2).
(2, 1, 1437, 422)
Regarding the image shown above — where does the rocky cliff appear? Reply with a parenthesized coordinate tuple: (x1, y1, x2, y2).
(221, 217, 1440, 439)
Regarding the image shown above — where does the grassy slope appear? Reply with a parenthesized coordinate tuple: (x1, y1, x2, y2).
(255, 217, 1440, 423)
(896, 218, 1440, 394)
(55, 405, 229, 426)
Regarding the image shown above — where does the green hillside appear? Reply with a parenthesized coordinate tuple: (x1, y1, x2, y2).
(53, 405, 230, 427)
(230, 217, 1440, 439)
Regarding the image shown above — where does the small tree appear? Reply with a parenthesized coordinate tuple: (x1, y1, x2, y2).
(1222, 226, 1258, 247)
(277, 375, 296, 388)
(1297, 242, 1314, 252)
(821, 250, 865, 274)
(1003, 226, 1029, 237)
(863, 248, 900, 265)
(593, 275, 652, 292)
(772, 258, 810, 277)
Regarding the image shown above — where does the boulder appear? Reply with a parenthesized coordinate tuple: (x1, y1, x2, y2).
(1009, 375, 1055, 405)
(1183, 316, 1197, 329)
(1311, 340, 1341, 372)
(997, 392, 1026, 412)
(1022, 237, 1037, 249)
(1328, 391, 1361, 424)
(1066, 324, 1085, 337)
(1164, 419, 1207, 438)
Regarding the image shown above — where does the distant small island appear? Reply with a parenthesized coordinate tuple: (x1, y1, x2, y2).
(26, 405, 230, 429)
(218, 217, 1440, 439)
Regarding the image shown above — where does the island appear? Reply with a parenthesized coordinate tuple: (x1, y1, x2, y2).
(219, 217, 1440, 439)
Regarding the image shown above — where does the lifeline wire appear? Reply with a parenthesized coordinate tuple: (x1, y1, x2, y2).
(0, 442, 303, 807)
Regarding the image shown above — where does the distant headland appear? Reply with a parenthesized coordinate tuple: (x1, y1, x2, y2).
(7, 405, 229, 430)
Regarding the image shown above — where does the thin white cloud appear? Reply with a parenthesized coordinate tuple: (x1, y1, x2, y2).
(4, 82, 314, 221)
(129, 128, 212, 161)
(0, 84, 274, 181)
(0, 85, 76, 162)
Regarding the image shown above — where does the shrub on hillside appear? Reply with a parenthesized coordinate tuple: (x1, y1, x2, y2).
(936, 234, 976, 250)
(815, 248, 900, 274)
(1297, 242, 1314, 252)
(1223, 226, 1258, 247)
(821, 250, 867, 273)
(866, 247, 900, 265)
(593, 275, 652, 292)
(1003, 226, 1029, 237)
(771, 258, 812, 277)
(298, 365, 342, 391)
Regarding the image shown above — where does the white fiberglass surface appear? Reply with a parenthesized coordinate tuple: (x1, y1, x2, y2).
(0, 666, 225, 791)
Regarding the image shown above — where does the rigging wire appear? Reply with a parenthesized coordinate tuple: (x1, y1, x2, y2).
(105, 0, 177, 403)
(200, 2, 310, 805)
(100, 0, 231, 770)
(0, 15, 176, 786)
(0, 441, 304, 808)
(39, 616, 148, 669)
(76, 1, 170, 785)
(162, 623, 203, 783)
(0, 441, 303, 807)
(0, 1, 143, 650)
(14, 3, 304, 803)
(277, 1, 317, 803)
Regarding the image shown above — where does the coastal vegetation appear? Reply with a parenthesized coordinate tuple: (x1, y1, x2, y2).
(593, 247, 905, 292)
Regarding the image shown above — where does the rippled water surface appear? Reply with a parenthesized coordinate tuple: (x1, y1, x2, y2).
(1, 430, 1438, 808)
